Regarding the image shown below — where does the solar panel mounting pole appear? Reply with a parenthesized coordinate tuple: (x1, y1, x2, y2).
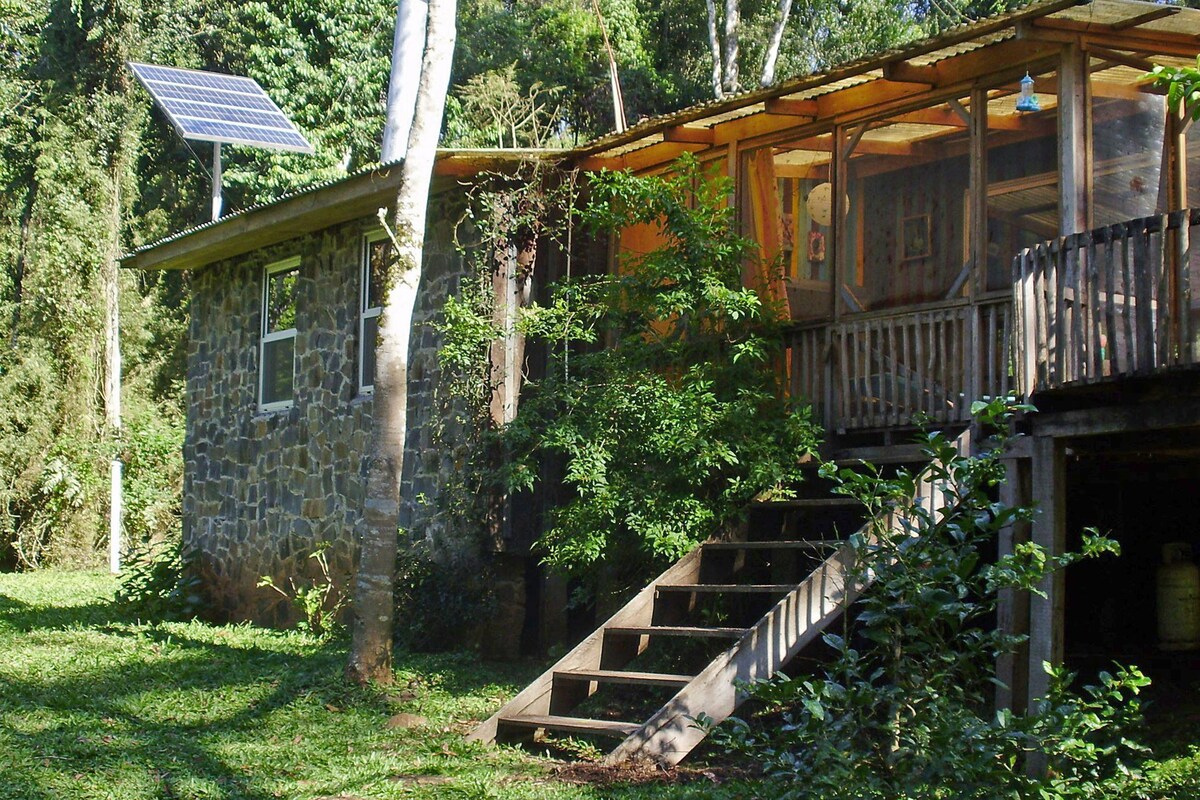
(211, 142, 223, 221)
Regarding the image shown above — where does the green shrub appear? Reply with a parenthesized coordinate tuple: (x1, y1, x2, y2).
(440, 156, 820, 584)
(394, 542, 496, 652)
(258, 542, 348, 638)
(709, 400, 1148, 799)
(115, 537, 203, 621)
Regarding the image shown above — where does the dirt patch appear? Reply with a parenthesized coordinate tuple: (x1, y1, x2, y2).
(550, 761, 749, 787)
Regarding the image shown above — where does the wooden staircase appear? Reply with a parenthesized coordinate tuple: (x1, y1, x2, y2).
(469, 438, 959, 766)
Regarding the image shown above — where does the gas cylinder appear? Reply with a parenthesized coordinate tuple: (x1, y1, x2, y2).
(1157, 542, 1200, 651)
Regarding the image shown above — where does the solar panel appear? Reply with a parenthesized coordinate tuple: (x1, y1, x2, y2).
(129, 62, 314, 154)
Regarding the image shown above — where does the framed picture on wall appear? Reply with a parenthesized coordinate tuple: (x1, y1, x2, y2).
(902, 213, 931, 261)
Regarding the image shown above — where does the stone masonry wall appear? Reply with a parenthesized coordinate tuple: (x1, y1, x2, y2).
(185, 203, 470, 625)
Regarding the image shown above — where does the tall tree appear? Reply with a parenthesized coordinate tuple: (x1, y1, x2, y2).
(347, 0, 458, 685)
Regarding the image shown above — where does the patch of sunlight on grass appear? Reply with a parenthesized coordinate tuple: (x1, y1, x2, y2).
(1, 569, 748, 800)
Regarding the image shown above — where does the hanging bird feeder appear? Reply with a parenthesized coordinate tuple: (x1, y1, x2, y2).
(1015, 72, 1040, 113)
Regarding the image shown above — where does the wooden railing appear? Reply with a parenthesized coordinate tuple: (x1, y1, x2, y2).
(784, 299, 1013, 432)
(1012, 210, 1200, 396)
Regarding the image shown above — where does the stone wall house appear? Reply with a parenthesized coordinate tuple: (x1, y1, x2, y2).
(124, 156, 569, 643)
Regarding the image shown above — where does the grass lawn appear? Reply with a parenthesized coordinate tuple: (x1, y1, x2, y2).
(0, 571, 746, 800)
(6, 571, 1200, 799)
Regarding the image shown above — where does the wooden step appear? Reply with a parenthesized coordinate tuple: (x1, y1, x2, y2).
(655, 583, 795, 594)
(748, 497, 862, 509)
(553, 669, 693, 688)
(826, 443, 929, 466)
(498, 714, 640, 739)
(605, 625, 748, 639)
(703, 540, 841, 551)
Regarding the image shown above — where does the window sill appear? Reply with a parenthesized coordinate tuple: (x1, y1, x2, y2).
(255, 401, 294, 417)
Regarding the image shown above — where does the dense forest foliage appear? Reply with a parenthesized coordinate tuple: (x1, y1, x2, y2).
(0, 0, 1023, 570)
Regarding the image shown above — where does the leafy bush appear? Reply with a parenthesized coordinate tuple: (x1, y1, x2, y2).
(258, 542, 348, 638)
(710, 400, 1148, 799)
(115, 537, 203, 621)
(394, 542, 497, 652)
(445, 156, 820, 579)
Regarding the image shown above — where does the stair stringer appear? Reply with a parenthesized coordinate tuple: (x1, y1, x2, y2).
(467, 545, 705, 746)
(603, 543, 859, 766)
(605, 430, 969, 766)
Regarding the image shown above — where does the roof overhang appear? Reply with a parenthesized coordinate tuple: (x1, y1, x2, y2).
(575, 0, 1200, 171)
(122, 149, 559, 271)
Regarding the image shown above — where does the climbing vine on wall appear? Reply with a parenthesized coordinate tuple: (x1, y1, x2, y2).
(438, 156, 821, 588)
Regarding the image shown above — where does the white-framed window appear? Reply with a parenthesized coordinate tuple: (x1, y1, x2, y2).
(359, 231, 388, 393)
(259, 256, 301, 411)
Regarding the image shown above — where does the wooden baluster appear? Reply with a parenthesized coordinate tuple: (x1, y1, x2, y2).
(1122, 223, 1136, 375)
(1154, 215, 1170, 368)
(915, 315, 926, 419)
(1134, 219, 1154, 373)
(1056, 238, 1069, 385)
(928, 313, 937, 420)
(874, 319, 883, 429)
(839, 326, 851, 430)
(886, 319, 898, 427)
(1000, 301, 1012, 399)
(1179, 213, 1192, 365)
(1087, 231, 1102, 381)
(1102, 225, 1117, 379)
(901, 320, 912, 424)
(1032, 245, 1041, 393)
(987, 303, 998, 401)
(1070, 235, 1085, 383)
(938, 313, 949, 423)
(1044, 241, 1058, 387)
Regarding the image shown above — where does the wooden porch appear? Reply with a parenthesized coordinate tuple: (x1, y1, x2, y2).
(784, 208, 1200, 436)
(1014, 209, 1200, 396)
(785, 298, 1013, 434)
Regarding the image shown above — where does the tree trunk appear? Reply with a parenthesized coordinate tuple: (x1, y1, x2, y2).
(9, 173, 36, 348)
(380, 0, 429, 162)
(705, 0, 723, 100)
(721, 0, 740, 95)
(348, 0, 457, 686)
(760, 0, 793, 87)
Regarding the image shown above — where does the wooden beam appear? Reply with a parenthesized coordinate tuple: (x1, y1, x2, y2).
(883, 61, 937, 85)
(1023, 19, 1200, 60)
(764, 98, 818, 116)
(815, 79, 931, 120)
(711, 110, 816, 147)
(1030, 396, 1200, 438)
(1085, 45, 1156, 72)
(1107, 6, 1179, 31)
(996, 452, 1031, 714)
(1027, 435, 1066, 715)
(1059, 43, 1088, 236)
(577, 141, 706, 172)
(663, 126, 714, 145)
(788, 131, 921, 157)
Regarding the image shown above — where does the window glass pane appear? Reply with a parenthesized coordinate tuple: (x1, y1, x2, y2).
(361, 314, 377, 388)
(262, 337, 294, 405)
(267, 266, 299, 332)
(1091, 63, 1163, 227)
(366, 239, 389, 310)
(840, 97, 972, 312)
(985, 71, 1058, 292)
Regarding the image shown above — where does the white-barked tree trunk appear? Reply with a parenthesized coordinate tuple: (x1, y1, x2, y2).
(347, 0, 457, 685)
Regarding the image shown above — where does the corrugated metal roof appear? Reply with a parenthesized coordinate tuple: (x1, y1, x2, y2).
(128, 0, 1200, 268)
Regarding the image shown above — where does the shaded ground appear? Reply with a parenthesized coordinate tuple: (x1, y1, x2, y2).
(0, 571, 753, 800)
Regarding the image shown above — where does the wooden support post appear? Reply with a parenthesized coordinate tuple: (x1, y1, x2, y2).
(997, 443, 1032, 714)
(1058, 44, 1089, 236)
(1027, 435, 1066, 715)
